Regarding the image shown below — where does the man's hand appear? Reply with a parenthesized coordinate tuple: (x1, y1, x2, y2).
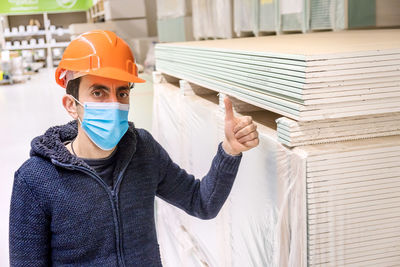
(222, 96, 259, 156)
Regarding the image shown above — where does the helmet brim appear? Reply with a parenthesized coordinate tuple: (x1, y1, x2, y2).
(87, 67, 146, 83)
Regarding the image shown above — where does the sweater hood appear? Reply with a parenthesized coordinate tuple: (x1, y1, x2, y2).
(30, 120, 138, 171)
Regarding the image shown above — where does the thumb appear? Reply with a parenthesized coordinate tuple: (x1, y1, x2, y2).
(224, 96, 234, 121)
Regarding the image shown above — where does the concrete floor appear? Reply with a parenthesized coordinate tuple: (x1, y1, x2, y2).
(0, 68, 153, 265)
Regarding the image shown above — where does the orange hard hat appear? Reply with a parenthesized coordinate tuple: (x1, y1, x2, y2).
(55, 30, 145, 88)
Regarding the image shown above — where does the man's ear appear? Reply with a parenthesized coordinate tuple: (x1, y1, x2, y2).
(62, 95, 79, 120)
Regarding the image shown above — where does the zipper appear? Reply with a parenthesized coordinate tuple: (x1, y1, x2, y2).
(52, 160, 126, 267)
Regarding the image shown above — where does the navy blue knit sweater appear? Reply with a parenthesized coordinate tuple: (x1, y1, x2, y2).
(9, 121, 242, 266)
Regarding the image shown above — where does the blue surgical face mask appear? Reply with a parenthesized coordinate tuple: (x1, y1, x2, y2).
(73, 97, 130, 151)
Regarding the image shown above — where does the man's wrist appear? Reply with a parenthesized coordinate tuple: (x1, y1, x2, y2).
(222, 140, 241, 156)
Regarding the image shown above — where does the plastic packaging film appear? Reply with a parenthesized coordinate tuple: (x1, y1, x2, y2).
(152, 76, 307, 266)
(192, 0, 233, 40)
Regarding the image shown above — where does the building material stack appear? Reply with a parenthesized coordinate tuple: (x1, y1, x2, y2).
(156, 0, 194, 42)
(153, 29, 400, 266)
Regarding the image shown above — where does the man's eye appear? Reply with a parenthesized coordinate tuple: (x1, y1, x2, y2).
(119, 92, 129, 98)
(93, 91, 102, 97)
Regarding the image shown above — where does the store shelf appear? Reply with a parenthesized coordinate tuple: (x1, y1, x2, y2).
(49, 28, 71, 36)
(49, 42, 69, 48)
(4, 45, 47, 50)
(4, 30, 46, 38)
(4, 42, 69, 50)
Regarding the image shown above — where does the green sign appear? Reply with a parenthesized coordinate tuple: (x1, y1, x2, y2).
(0, 0, 93, 14)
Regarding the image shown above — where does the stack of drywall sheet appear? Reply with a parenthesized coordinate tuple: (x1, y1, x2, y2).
(192, 0, 233, 40)
(279, 0, 307, 32)
(155, 29, 400, 121)
(104, 0, 146, 21)
(156, 0, 194, 42)
(152, 74, 400, 266)
(310, 0, 342, 30)
(233, 0, 276, 36)
(300, 136, 400, 266)
(259, 0, 277, 33)
(277, 113, 400, 147)
(234, 0, 257, 35)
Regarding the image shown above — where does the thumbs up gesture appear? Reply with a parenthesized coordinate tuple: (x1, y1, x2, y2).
(222, 96, 259, 156)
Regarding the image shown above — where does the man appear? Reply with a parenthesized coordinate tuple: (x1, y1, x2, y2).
(9, 30, 259, 266)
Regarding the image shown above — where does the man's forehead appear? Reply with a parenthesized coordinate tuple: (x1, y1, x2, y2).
(80, 74, 130, 88)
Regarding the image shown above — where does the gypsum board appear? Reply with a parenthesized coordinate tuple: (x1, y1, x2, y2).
(306, 160, 399, 178)
(156, 63, 305, 111)
(307, 168, 400, 186)
(311, 254, 400, 267)
(157, 48, 400, 72)
(308, 204, 400, 230)
(302, 81, 400, 95)
(307, 181, 400, 203)
(156, 49, 400, 74)
(308, 213, 400, 236)
(156, 57, 309, 89)
(303, 139, 400, 161)
(301, 95, 400, 110)
(277, 128, 400, 142)
(303, 91, 400, 105)
(303, 75, 400, 89)
(302, 85, 400, 99)
(308, 242, 400, 266)
(159, 43, 400, 64)
(309, 230, 400, 259)
(156, 33, 400, 62)
(306, 149, 400, 167)
(299, 106, 400, 120)
(306, 185, 400, 205)
(157, 45, 400, 69)
(307, 174, 400, 195)
(314, 256, 400, 267)
(156, 60, 306, 101)
(308, 182, 400, 206)
(156, 50, 400, 78)
(277, 124, 400, 140)
(163, 55, 400, 100)
(159, 55, 400, 91)
(156, 67, 302, 120)
(277, 113, 400, 131)
(277, 131, 400, 147)
(307, 170, 400, 190)
(157, 30, 400, 61)
(307, 154, 400, 172)
(277, 133, 399, 147)
(308, 229, 400, 255)
(156, 50, 308, 76)
(158, 63, 400, 106)
(307, 187, 400, 213)
(156, 64, 303, 112)
(307, 208, 400, 234)
(157, 55, 400, 84)
(309, 216, 400, 241)
(308, 195, 400, 217)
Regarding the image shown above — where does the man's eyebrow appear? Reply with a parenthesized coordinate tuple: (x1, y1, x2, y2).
(89, 84, 110, 91)
(117, 85, 131, 91)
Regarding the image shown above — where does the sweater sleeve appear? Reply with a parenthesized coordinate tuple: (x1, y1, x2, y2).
(156, 141, 242, 220)
(9, 170, 51, 266)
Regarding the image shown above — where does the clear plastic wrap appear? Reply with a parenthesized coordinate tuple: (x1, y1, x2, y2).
(152, 75, 307, 266)
(192, 0, 233, 40)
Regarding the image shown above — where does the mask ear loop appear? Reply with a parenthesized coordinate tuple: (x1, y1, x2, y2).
(69, 95, 84, 125)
